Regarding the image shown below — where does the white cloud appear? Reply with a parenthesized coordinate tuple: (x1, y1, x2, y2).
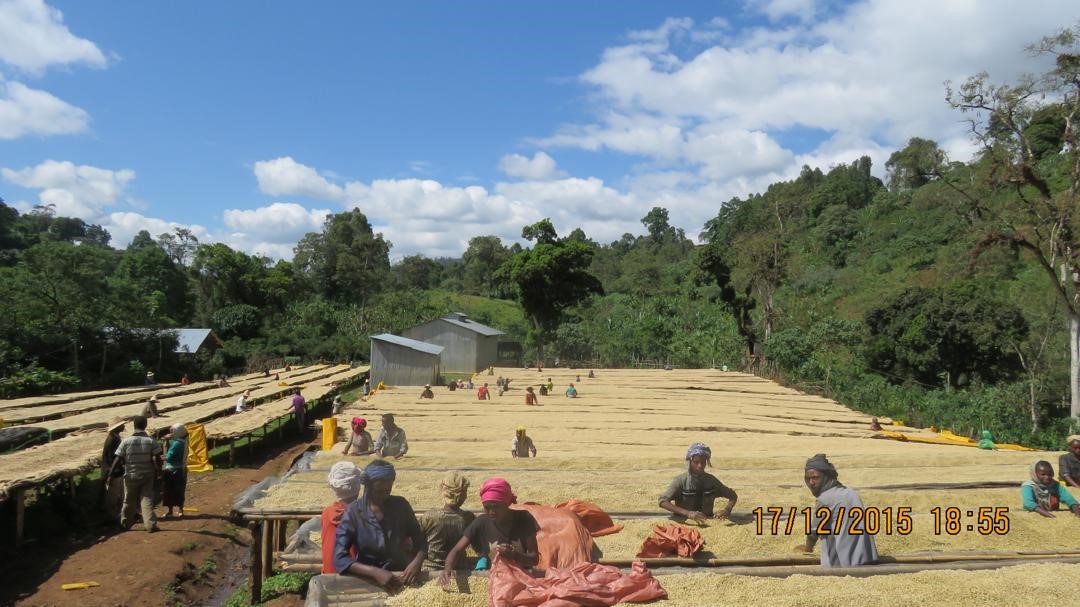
(0, 79, 89, 138)
(0, 0, 106, 74)
(747, 0, 818, 22)
(1, 159, 134, 217)
(253, 156, 345, 201)
(223, 202, 331, 243)
(498, 151, 565, 180)
(100, 211, 210, 249)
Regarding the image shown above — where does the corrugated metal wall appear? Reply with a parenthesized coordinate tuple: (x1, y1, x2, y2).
(370, 340, 440, 386)
(476, 334, 499, 370)
(403, 321, 479, 373)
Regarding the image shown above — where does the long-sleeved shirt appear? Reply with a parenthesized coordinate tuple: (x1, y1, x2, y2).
(1021, 482, 1079, 511)
(375, 427, 408, 457)
(332, 496, 427, 574)
(659, 471, 737, 517)
(807, 485, 879, 567)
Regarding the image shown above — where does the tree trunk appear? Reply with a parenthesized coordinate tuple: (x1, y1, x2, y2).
(532, 316, 545, 366)
(1071, 313, 1080, 420)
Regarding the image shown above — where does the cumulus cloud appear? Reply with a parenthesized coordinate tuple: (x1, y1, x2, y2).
(747, 0, 819, 22)
(547, 0, 1073, 172)
(1, 159, 134, 217)
(223, 202, 332, 243)
(0, 0, 106, 73)
(0, 79, 89, 138)
(100, 211, 211, 249)
(253, 156, 345, 201)
(498, 151, 565, 180)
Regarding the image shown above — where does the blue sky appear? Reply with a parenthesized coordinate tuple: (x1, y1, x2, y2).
(0, 0, 1075, 259)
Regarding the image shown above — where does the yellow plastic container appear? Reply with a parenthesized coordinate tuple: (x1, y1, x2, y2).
(321, 417, 337, 451)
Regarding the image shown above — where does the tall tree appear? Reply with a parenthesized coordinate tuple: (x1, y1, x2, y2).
(946, 25, 1080, 418)
(496, 219, 603, 362)
(293, 209, 391, 303)
(461, 235, 511, 296)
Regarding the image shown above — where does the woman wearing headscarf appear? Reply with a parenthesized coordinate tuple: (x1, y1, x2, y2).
(797, 453, 878, 567)
(321, 461, 363, 573)
(419, 472, 476, 568)
(439, 478, 539, 587)
(659, 443, 737, 523)
(343, 417, 374, 456)
(1022, 460, 1080, 518)
(162, 423, 189, 518)
(511, 427, 537, 458)
(333, 460, 427, 592)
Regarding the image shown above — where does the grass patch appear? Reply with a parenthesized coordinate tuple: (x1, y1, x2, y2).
(222, 572, 314, 607)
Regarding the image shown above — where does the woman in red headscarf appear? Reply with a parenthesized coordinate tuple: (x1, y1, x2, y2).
(439, 478, 539, 587)
(343, 417, 375, 456)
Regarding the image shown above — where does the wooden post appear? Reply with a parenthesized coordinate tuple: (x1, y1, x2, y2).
(15, 488, 26, 548)
(229, 440, 236, 467)
(261, 520, 273, 581)
(276, 519, 287, 552)
(249, 521, 262, 605)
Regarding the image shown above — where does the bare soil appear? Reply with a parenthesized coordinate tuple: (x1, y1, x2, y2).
(1, 440, 315, 607)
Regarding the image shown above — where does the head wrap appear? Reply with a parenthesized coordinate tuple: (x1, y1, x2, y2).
(516, 425, 526, 435)
(351, 417, 367, 432)
(1022, 460, 1057, 511)
(1067, 434, 1080, 446)
(686, 443, 712, 467)
(805, 453, 841, 496)
(359, 460, 397, 487)
(327, 461, 362, 502)
(168, 423, 188, 439)
(479, 477, 517, 505)
(440, 471, 470, 507)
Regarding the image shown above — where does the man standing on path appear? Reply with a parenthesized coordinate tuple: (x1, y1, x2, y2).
(107, 415, 163, 533)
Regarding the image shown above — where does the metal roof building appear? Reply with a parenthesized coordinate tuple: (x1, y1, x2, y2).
(369, 333, 444, 387)
(165, 329, 223, 355)
(402, 312, 505, 373)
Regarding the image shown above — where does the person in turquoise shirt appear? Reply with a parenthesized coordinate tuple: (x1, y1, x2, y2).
(162, 424, 189, 518)
(1021, 460, 1080, 518)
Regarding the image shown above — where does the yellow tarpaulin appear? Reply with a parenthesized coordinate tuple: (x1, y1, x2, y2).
(185, 423, 214, 472)
(875, 429, 1036, 451)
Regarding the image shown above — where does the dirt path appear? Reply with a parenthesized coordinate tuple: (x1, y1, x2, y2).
(2, 440, 315, 607)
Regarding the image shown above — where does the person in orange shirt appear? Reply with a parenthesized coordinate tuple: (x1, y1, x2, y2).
(477, 383, 491, 400)
(321, 461, 363, 574)
(524, 386, 538, 406)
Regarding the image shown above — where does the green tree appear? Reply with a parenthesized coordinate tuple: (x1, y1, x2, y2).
(293, 209, 391, 303)
(461, 236, 511, 296)
(865, 284, 1027, 389)
(946, 25, 1080, 418)
(496, 219, 603, 362)
(885, 137, 946, 190)
(393, 255, 443, 290)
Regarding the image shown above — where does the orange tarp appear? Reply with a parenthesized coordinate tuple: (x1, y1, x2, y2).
(635, 523, 704, 558)
(553, 499, 624, 537)
(488, 554, 667, 607)
(515, 503, 594, 572)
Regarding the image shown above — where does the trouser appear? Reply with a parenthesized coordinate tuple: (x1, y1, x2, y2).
(121, 474, 157, 531)
(295, 408, 306, 433)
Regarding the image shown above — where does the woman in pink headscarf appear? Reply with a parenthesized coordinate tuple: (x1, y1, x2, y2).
(343, 417, 375, 456)
(439, 478, 539, 587)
